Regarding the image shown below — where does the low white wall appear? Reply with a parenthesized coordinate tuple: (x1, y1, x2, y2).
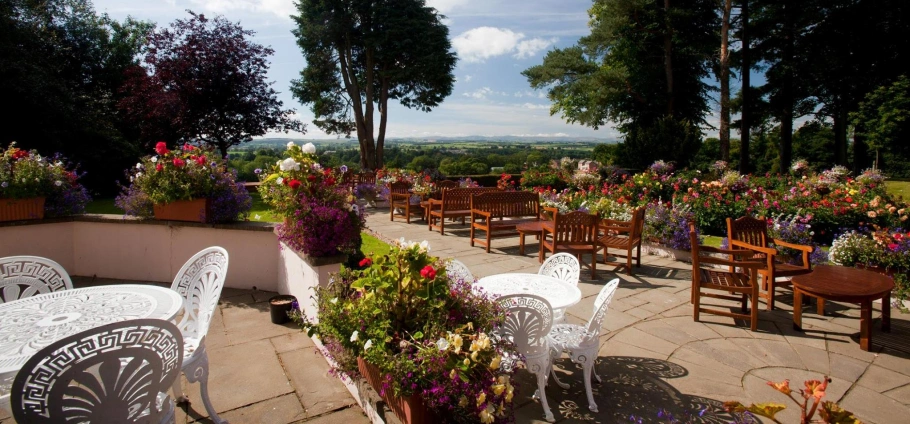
(277, 241, 343, 322)
(0, 216, 281, 291)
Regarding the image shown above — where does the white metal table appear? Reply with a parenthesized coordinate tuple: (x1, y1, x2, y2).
(0, 284, 183, 399)
(475, 273, 583, 311)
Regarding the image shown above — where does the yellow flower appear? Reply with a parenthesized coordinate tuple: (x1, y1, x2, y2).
(479, 407, 494, 424)
(464, 358, 471, 366)
(492, 384, 505, 396)
(450, 334, 463, 352)
(489, 356, 501, 370)
(505, 386, 514, 402)
(476, 391, 486, 406)
(458, 396, 468, 407)
(450, 369, 457, 380)
(471, 350, 479, 362)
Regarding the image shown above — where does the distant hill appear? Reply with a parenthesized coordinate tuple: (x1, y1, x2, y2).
(246, 135, 618, 147)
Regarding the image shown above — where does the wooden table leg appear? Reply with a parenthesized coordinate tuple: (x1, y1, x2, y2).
(860, 300, 872, 351)
(816, 296, 825, 316)
(793, 289, 803, 331)
(883, 290, 891, 332)
(518, 232, 526, 255)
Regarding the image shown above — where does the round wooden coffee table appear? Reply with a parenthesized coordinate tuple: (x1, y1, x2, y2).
(791, 265, 894, 351)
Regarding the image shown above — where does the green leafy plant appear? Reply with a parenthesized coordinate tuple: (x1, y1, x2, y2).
(1, 143, 91, 215)
(725, 376, 862, 424)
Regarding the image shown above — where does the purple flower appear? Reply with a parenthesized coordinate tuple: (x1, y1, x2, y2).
(254, 168, 262, 174)
(340, 165, 348, 173)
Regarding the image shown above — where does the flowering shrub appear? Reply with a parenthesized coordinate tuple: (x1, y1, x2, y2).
(586, 196, 632, 221)
(1, 144, 91, 216)
(643, 202, 701, 250)
(116, 142, 250, 223)
(258, 142, 363, 257)
(649, 160, 674, 176)
(766, 215, 829, 266)
(519, 169, 570, 192)
(572, 171, 601, 191)
(829, 228, 910, 308)
(296, 239, 518, 422)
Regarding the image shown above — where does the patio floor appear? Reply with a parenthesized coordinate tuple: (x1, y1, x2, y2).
(2, 207, 908, 423)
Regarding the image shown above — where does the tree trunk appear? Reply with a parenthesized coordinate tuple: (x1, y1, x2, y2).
(663, 0, 675, 117)
(719, 0, 733, 162)
(335, 37, 374, 170)
(739, 0, 751, 173)
(376, 78, 390, 169)
(779, 2, 794, 172)
(853, 122, 868, 173)
(833, 101, 848, 166)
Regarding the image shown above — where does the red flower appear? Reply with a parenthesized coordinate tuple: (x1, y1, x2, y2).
(155, 163, 164, 172)
(325, 177, 336, 186)
(307, 175, 317, 182)
(183, 143, 195, 151)
(359, 258, 372, 267)
(155, 141, 169, 155)
(195, 156, 206, 166)
(420, 265, 436, 279)
(11, 149, 28, 159)
(172, 157, 185, 168)
(288, 179, 302, 189)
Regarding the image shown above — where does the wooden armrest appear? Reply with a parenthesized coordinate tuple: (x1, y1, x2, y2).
(698, 245, 760, 258)
(472, 210, 492, 219)
(729, 239, 778, 256)
(772, 239, 814, 252)
(600, 224, 631, 233)
(698, 255, 765, 270)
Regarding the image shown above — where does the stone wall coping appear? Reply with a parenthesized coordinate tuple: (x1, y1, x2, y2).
(0, 214, 277, 232)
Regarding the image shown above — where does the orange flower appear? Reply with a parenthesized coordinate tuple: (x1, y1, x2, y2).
(804, 378, 829, 400)
(767, 380, 792, 395)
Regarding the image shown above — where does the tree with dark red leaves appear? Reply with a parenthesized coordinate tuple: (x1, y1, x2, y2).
(120, 11, 303, 157)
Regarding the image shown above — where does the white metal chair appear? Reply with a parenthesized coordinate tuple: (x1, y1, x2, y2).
(445, 258, 475, 284)
(170, 246, 229, 423)
(538, 253, 580, 323)
(548, 278, 620, 413)
(10, 318, 183, 423)
(497, 294, 557, 422)
(0, 255, 73, 303)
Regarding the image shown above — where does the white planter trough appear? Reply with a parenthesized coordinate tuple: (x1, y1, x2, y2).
(642, 242, 692, 263)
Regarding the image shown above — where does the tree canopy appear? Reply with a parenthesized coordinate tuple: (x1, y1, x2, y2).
(291, 0, 457, 170)
(120, 11, 302, 157)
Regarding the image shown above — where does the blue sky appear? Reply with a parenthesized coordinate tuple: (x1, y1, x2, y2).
(92, 0, 731, 140)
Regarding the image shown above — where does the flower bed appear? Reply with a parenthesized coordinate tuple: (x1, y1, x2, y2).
(829, 227, 910, 309)
(1, 143, 91, 219)
(295, 239, 518, 423)
(116, 142, 251, 223)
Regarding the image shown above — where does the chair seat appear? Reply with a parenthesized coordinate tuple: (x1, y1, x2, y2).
(548, 323, 594, 349)
(183, 336, 202, 361)
(543, 240, 598, 252)
(598, 235, 632, 247)
(763, 262, 812, 278)
(699, 268, 753, 291)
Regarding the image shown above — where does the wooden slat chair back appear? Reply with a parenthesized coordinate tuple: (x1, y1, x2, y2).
(726, 216, 814, 310)
(541, 210, 600, 279)
(427, 187, 498, 234)
(389, 181, 423, 223)
(690, 223, 764, 331)
(598, 206, 646, 275)
(357, 171, 376, 185)
(469, 191, 541, 252)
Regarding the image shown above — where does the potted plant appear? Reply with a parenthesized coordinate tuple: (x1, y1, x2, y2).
(0, 143, 91, 221)
(116, 142, 251, 223)
(257, 142, 364, 258)
(295, 239, 519, 423)
(642, 202, 699, 261)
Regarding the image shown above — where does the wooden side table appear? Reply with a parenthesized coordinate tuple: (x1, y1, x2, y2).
(791, 265, 894, 351)
(515, 220, 552, 255)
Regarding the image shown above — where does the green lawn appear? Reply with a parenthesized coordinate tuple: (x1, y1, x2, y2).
(886, 180, 909, 199)
(83, 198, 120, 214)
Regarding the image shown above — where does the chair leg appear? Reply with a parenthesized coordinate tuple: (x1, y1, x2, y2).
(581, 358, 598, 412)
(534, 372, 555, 422)
(550, 368, 570, 389)
(185, 346, 228, 424)
(693, 288, 701, 322)
(591, 253, 597, 279)
(626, 249, 633, 275)
(635, 243, 642, 267)
(767, 279, 776, 311)
(172, 373, 187, 403)
(750, 290, 759, 331)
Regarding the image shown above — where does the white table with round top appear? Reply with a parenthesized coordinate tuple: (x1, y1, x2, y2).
(0, 284, 184, 402)
(474, 273, 583, 313)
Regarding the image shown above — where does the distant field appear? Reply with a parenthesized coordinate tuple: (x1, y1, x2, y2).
(886, 180, 909, 199)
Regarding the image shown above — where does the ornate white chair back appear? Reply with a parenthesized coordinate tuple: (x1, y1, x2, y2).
(583, 278, 620, 344)
(11, 319, 183, 423)
(170, 247, 229, 341)
(0, 256, 72, 303)
(445, 259, 475, 284)
(538, 253, 580, 286)
(497, 294, 553, 359)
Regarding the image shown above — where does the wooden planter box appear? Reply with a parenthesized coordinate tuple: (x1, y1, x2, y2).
(357, 357, 437, 424)
(153, 198, 208, 223)
(0, 197, 45, 222)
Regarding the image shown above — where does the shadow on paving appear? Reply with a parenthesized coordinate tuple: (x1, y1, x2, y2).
(516, 356, 758, 424)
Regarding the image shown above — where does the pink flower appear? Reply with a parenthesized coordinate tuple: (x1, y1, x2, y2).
(359, 258, 372, 267)
(183, 143, 195, 151)
(155, 163, 163, 172)
(172, 157, 185, 168)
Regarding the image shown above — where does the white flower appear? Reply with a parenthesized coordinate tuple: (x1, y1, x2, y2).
(276, 177, 285, 185)
(54, 161, 62, 167)
(435, 337, 450, 351)
(35, 155, 42, 162)
(254, 214, 261, 221)
(419, 240, 430, 252)
(279, 158, 300, 172)
(136, 162, 143, 169)
(330, 297, 338, 304)
(302, 142, 316, 154)
(136, 172, 142, 178)
(312, 163, 322, 171)
(151, 156, 158, 163)
(350, 331, 359, 342)
(287, 141, 296, 149)
(364, 339, 373, 350)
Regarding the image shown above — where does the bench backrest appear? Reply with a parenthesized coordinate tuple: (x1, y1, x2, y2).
(471, 191, 540, 219)
(439, 187, 498, 210)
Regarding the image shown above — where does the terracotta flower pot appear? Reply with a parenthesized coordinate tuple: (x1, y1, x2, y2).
(357, 357, 437, 424)
(153, 198, 208, 223)
(0, 197, 45, 222)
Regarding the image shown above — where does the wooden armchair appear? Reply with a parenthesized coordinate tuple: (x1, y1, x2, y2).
(389, 181, 423, 223)
(690, 223, 764, 331)
(598, 207, 646, 275)
(726, 216, 815, 310)
(540, 208, 600, 279)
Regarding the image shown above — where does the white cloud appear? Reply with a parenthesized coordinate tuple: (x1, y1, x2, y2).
(426, 0, 469, 14)
(515, 37, 557, 59)
(190, 0, 296, 19)
(522, 103, 549, 110)
(452, 27, 556, 63)
(463, 74, 473, 82)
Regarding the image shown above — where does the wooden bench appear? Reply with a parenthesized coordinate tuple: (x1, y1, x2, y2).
(427, 187, 498, 234)
(470, 191, 541, 252)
